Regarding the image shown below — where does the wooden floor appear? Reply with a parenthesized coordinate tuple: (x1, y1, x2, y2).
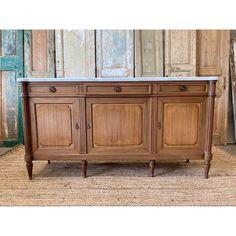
(0, 145, 236, 206)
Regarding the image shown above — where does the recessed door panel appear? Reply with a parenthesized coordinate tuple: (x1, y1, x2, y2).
(86, 98, 151, 154)
(163, 103, 200, 146)
(157, 97, 207, 155)
(36, 104, 72, 147)
(93, 104, 143, 146)
(30, 97, 81, 155)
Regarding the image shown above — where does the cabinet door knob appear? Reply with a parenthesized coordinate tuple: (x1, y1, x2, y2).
(49, 86, 57, 93)
(114, 86, 122, 92)
(157, 122, 162, 129)
(179, 85, 187, 92)
(75, 123, 80, 129)
(87, 123, 91, 129)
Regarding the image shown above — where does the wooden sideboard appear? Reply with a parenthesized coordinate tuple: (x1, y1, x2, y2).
(18, 77, 217, 179)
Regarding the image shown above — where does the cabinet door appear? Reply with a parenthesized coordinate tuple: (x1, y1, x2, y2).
(157, 97, 207, 156)
(30, 97, 82, 157)
(86, 97, 151, 155)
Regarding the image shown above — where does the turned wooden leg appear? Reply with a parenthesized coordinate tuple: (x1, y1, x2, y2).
(204, 153, 212, 179)
(204, 163, 210, 179)
(149, 160, 155, 177)
(186, 159, 189, 163)
(26, 161, 33, 180)
(48, 160, 51, 164)
(81, 160, 88, 178)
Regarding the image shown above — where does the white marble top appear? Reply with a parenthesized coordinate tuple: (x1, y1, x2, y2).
(17, 77, 218, 82)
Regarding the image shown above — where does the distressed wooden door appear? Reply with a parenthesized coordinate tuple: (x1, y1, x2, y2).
(230, 39, 236, 141)
(135, 30, 163, 76)
(0, 30, 23, 146)
(165, 30, 196, 76)
(24, 30, 55, 78)
(55, 30, 95, 77)
(96, 30, 134, 77)
(86, 97, 151, 154)
(197, 30, 230, 144)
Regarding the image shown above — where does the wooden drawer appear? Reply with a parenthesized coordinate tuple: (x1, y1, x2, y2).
(85, 83, 152, 94)
(29, 85, 77, 95)
(159, 84, 207, 94)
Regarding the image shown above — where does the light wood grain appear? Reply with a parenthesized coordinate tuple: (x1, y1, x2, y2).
(36, 104, 73, 147)
(165, 30, 196, 76)
(24, 30, 55, 78)
(157, 97, 207, 156)
(55, 30, 95, 77)
(163, 103, 200, 146)
(230, 39, 236, 141)
(29, 97, 80, 155)
(197, 30, 230, 144)
(86, 97, 151, 154)
(93, 104, 142, 146)
(135, 30, 163, 76)
(1, 71, 18, 140)
(85, 83, 151, 94)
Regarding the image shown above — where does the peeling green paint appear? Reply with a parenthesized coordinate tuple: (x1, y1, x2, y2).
(0, 30, 23, 147)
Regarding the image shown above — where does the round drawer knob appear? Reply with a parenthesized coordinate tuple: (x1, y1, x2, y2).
(49, 86, 57, 93)
(114, 86, 122, 93)
(179, 85, 187, 92)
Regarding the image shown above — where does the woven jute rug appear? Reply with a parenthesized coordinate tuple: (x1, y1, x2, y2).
(0, 145, 235, 206)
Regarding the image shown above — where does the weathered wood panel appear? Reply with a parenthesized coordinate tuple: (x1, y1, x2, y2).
(197, 30, 230, 144)
(1, 30, 17, 56)
(1, 71, 18, 139)
(0, 30, 23, 144)
(55, 30, 95, 77)
(24, 30, 55, 78)
(135, 30, 163, 76)
(165, 30, 196, 76)
(96, 30, 134, 77)
(229, 39, 236, 141)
